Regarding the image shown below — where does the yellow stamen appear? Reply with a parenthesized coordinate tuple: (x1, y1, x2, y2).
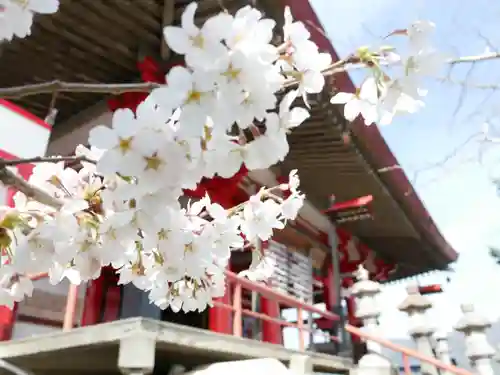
(222, 63, 241, 81)
(158, 228, 168, 241)
(129, 199, 137, 209)
(144, 153, 163, 171)
(118, 137, 133, 154)
(190, 33, 205, 48)
(186, 90, 202, 104)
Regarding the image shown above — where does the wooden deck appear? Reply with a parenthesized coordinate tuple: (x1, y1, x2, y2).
(0, 318, 352, 375)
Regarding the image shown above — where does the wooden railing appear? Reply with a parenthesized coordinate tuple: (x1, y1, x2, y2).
(14, 272, 474, 375)
(20, 273, 79, 331)
(212, 270, 340, 349)
(216, 271, 474, 375)
(344, 325, 473, 375)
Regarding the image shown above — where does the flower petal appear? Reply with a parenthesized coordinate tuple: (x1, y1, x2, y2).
(88, 125, 117, 150)
(163, 26, 191, 55)
(287, 107, 310, 129)
(181, 2, 199, 35)
(330, 92, 354, 104)
(113, 108, 137, 137)
(279, 89, 298, 115)
(28, 0, 59, 14)
(343, 99, 361, 121)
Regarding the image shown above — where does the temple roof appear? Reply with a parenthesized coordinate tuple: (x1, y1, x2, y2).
(0, 0, 458, 280)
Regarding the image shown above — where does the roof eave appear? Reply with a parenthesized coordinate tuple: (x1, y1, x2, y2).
(283, 0, 458, 266)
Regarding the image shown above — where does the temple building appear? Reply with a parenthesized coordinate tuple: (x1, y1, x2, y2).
(0, 0, 458, 373)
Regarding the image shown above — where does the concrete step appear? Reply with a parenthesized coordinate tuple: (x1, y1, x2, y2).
(0, 318, 354, 375)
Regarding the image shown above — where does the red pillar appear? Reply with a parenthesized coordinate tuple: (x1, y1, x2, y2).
(208, 273, 232, 334)
(323, 261, 337, 311)
(261, 297, 282, 344)
(0, 304, 17, 340)
(80, 275, 104, 326)
(260, 241, 282, 344)
(81, 266, 121, 326)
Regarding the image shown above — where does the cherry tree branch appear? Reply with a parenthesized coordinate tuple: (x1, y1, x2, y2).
(0, 51, 498, 99)
(0, 155, 97, 209)
(1, 155, 96, 167)
(449, 51, 500, 65)
(0, 81, 161, 99)
(0, 166, 63, 209)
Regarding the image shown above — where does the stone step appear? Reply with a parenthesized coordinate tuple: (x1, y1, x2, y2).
(0, 318, 353, 375)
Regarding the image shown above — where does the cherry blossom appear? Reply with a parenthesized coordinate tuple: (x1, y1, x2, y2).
(330, 77, 380, 125)
(0, 0, 59, 41)
(163, 2, 228, 70)
(0, 1, 447, 312)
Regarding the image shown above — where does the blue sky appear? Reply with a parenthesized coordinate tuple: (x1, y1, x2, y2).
(307, 0, 500, 337)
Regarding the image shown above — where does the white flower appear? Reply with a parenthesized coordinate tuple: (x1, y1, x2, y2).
(283, 6, 310, 48)
(25, 0, 59, 13)
(13, 191, 52, 214)
(75, 144, 104, 175)
(212, 139, 245, 178)
(163, 2, 228, 70)
(88, 109, 144, 176)
(183, 234, 213, 279)
(152, 66, 215, 138)
(281, 193, 304, 220)
(143, 208, 190, 262)
(293, 46, 332, 97)
(0, 0, 59, 41)
(287, 169, 300, 193)
(2, 1, 435, 313)
(225, 5, 277, 61)
(378, 78, 424, 125)
(125, 128, 187, 192)
(28, 161, 79, 198)
(244, 135, 285, 169)
(0, 266, 33, 308)
(405, 48, 447, 78)
(330, 77, 380, 125)
(266, 89, 310, 134)
(239, 253, 275, 282)
(234, 87, 276, 129)
(407, 20, 435, 54)
(240, 195, 285, 241)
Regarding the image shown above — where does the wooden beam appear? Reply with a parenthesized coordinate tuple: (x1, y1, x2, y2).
(160, 0, 175, 60)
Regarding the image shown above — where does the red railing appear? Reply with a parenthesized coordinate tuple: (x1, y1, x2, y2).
(215, 271, 474, 375)
(13, 272, 473, 375)
(345, 325, 473, 375)
(212, 271, 340, 349)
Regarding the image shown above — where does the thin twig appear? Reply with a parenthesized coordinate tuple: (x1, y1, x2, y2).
(0, 155, 96, 167)
(436, 77, 500, 90)
(0, 51, 498, 99)
(0, 167, 63, 209)
(0, 80, 161, 99)
(449, 51, 500, 65)
(0, 155, 97, 209)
